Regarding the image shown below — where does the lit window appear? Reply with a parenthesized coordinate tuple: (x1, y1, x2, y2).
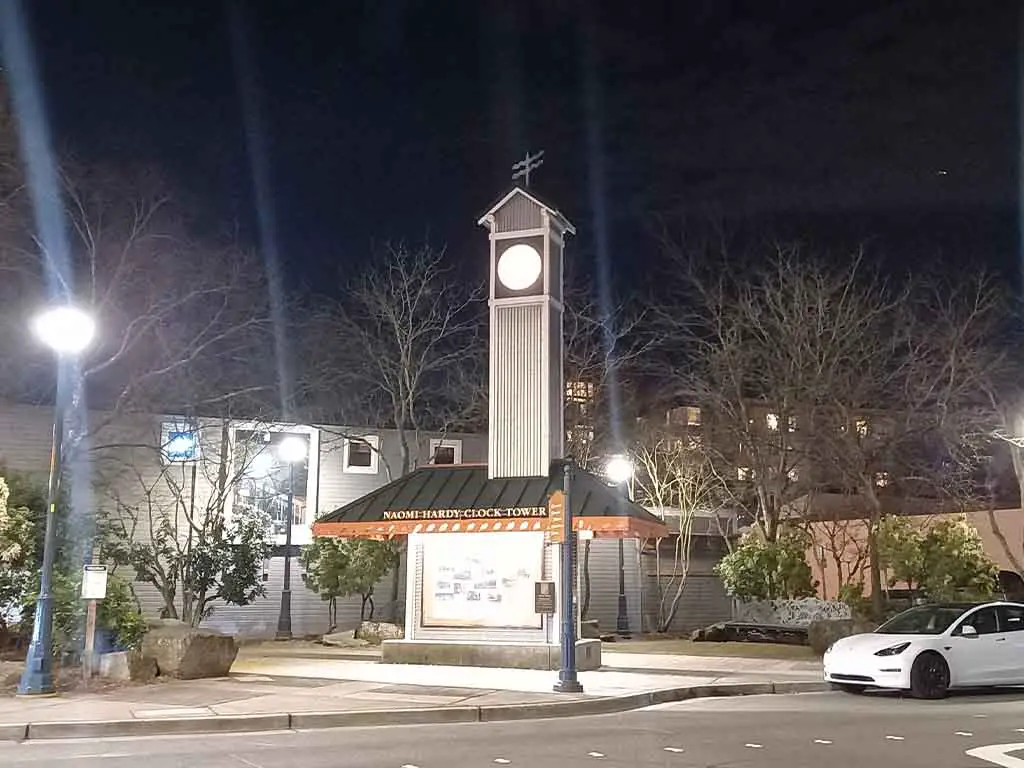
(855, 418, 869, 437)
(787, 416, 797, 433)
(566, 380, 594, 404)
(788, 467, 799, 481)
(874, 471, 890, 488)
(429, 438, 463, 465)
(161, 421, 200, 464)
(766, 413, 780, 431)
(344, 435, 380, 474)
(737, 467, 753, 481)
(667, 405, 701, 427)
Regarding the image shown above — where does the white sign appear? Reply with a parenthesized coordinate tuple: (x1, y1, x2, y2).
(967, 744, 1024, 767)
(81, 565, 108, 600)
(420, 531, 544, 629)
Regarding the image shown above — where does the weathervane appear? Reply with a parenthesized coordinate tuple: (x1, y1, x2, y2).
(512, 150, 545, 188)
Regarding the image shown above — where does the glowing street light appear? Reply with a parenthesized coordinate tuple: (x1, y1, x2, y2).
(275, 435, 307, 640)
(605, 454, 635, 639)
(19, 304, 95, 696)
(605, 455, 634, 487)
(32, 305, 96, 355)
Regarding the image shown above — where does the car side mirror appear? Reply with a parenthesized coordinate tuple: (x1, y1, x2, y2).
(960, 625, 978, 638)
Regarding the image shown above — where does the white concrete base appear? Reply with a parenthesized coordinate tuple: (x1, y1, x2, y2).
(382, 639, 602, 671)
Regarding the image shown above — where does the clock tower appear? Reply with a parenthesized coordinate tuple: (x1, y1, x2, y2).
(478, 188, 576, 479)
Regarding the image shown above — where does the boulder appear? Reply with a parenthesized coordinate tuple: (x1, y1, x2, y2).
(354, 621, 404, 645)
(690, 622, 729, 642)
(97, 650, 158, 683)
(321, 630, 370, 648)
(808, 618, 877, 656)
(142, 622, 238, 679)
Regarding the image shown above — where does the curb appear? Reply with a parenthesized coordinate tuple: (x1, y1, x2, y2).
(0, 680, 829, 742)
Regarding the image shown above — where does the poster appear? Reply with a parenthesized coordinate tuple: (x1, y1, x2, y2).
(420, 531, 544, 629)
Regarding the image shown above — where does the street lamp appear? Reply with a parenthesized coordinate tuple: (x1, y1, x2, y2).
(19, 304, 95, 696)
(605, 454, 634, 639)
(275, 435, 306, 641)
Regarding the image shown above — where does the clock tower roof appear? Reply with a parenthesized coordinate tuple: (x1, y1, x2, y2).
(477, 186, 576, 236)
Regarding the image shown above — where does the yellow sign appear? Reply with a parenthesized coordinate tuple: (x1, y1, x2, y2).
(547, 490, 565, 544)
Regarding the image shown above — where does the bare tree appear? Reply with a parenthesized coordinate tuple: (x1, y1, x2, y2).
(657, 240, 1002, 617)
(300, 242, 485, 473)
(98, 419, 275, 627)
(299, 242, 485, 621)
(632, 422, 730, 632)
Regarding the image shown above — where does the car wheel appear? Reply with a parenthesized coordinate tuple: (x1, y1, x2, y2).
(830, 683, 866, 695)
(910, 652, 950, 700)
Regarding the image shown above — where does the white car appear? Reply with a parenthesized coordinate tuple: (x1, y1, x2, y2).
(823, 601, 1024, 699)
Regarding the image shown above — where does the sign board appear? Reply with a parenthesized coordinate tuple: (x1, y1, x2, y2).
(534, 581, 556, 614)
(81, 565, 108, 600)
(547, 490, 565, 544)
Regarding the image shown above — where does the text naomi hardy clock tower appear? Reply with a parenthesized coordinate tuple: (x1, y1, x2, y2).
(478, 187, 576, 479)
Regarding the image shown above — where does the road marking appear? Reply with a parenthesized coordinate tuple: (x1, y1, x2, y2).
(587, 752, 606, 759)
(401, 764, 421, 768)
(663, 747, 684, 753)
(886, 736, 905, 741)
(494, 760, 511, 765)
(957, 732, 975, 737)
(744, 743, 763, 749)
(966, 743, 1024, 767)
(814, 739, 833, 745)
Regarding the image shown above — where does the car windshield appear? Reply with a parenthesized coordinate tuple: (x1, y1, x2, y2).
(876, 605, 970, 635)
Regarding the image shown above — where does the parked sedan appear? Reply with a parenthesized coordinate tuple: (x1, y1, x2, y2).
(823, 601, 1024, 699)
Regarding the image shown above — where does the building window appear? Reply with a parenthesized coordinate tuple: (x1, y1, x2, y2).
(766, 413, 779, 431)
(874, 471, 890, 488)
(566, 380, 594, 404)
(788, 467, 799, 481)
(161, 421, 200, 464)
(787, 415, 797, 433)
(855, 418, 869, 438)
(344, 435, 380, 474)
(667, 405, 701, 427)
(429, 438, 462, 465)
(737, 467, 753, 481)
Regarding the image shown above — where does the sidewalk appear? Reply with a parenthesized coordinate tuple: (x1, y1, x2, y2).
(0, 648, 826, 742)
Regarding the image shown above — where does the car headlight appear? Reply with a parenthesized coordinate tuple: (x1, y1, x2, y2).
(873, 642, 911, 657)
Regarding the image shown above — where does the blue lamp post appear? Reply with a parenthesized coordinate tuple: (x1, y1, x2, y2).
(275, 435, 306, 641)
(553, 459, 584, 694)
(19, 305, 95, 697)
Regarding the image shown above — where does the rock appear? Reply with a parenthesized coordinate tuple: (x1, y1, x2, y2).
(581, 619, 601, 639)
(808, 618, 877, 655)
(321, 631, 370, 648)
(354, 621, 403, 645)
(97, 650, 158, 683)
(142, 623, 238, 679)
(690, 622, 729, 642)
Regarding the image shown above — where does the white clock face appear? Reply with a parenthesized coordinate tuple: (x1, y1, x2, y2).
(497, 243, 542, 290)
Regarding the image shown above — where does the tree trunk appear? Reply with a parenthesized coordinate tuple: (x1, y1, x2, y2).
(868, 515, 883, 621)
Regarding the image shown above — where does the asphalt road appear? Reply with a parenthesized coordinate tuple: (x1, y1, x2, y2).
(5, 690, 1024, 767)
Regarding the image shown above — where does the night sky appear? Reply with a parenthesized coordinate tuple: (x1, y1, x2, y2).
(25, 0, 1023, 293)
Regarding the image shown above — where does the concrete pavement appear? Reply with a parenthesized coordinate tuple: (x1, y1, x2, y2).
(3, 688, 1024, 766)
(0, 649, 825, 741)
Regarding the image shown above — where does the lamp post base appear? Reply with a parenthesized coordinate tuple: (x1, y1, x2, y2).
(18, 595, 56, 697)
(553, 677, 584, 694)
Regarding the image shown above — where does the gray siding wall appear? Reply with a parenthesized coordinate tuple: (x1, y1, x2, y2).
(640, 536, 732, 633)
(581, 538, 643, 634)
(0, 403, 487, 637)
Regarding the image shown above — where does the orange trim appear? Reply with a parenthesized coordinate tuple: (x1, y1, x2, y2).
(312, 514, 667, 541)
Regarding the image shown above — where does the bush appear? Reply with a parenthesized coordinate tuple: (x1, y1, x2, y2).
(715, 527, 817, 601)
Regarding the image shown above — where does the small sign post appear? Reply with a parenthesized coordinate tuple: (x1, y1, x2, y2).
(81, 565, 108, 681)
(534, 581, 556, 614)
